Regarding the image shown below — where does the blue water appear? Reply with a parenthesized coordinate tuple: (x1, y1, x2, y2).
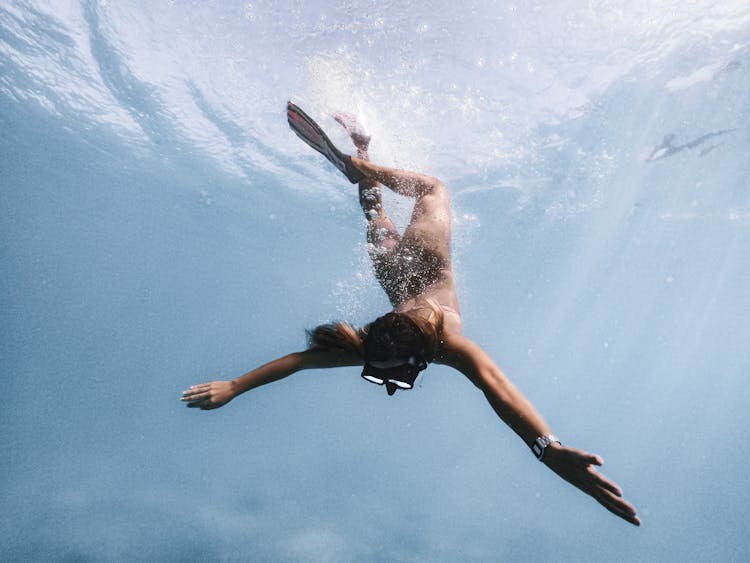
(2, 2, 750, 561)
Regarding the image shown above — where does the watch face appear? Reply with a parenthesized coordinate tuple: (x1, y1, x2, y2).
(531, 436, 560, 460)
(532, 439, 544, 458)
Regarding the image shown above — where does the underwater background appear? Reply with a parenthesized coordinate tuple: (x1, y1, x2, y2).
(2, 1, 750, 561)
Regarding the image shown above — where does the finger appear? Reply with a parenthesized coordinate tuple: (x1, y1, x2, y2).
(181, 391, 210, 401)
(565, 447, 602, 468)
(581, 453, 603, 467)
(588, 468, 623, 496)
(605, 503, 639, 526)
(597, 487, 636, 514)
(600, 485, 636, 511)
(611, 504, 640, 526)
(594, 488, 640, 526)
(182, 383, 213, 395)
(186, 398, 212, 408)
(599, 495, 638, 525)
(183, 384, 210, 395)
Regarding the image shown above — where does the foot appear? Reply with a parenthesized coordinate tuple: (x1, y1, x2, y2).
(334, 112, 371, 153)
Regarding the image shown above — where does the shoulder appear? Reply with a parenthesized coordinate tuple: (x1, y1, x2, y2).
(433, 334, 502, 390)
(434, 333, 481, 367)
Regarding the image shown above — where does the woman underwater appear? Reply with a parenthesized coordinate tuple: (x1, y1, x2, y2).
(181, 102, 640, 526)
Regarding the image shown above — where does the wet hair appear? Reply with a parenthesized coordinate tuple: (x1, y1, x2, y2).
(306, 322, 367, 356)
(307, 302, 444, 363)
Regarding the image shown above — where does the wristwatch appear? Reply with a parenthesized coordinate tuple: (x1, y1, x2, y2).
(531, 434, 561, 461)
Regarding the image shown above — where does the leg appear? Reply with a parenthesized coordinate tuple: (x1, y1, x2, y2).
(336, 114, 452, 303)
(334, 114, 401, 288)
(350, 157, 443, 199)
(347, 154, 451, 267)
(360, 175, 404, 289)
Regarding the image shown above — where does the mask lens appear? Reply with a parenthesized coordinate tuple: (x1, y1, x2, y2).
(361, 373, 385, 385)
(387, 377, 413, 389)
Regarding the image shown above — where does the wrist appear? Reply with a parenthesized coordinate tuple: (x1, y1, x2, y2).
(229, 379, 243, 397)
(530, 434, 561, 462)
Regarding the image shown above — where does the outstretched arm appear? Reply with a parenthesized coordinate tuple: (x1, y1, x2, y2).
(181, 348, 363, 410)
(439, 333, 640, 526)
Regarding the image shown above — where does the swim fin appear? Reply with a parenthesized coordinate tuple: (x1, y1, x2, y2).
(287, 101, 365, 184)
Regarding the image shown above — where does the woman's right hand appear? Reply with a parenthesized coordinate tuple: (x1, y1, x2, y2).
(181, 381, 237, 410)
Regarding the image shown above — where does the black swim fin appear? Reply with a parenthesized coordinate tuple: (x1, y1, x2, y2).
(287, 101, 364, 184)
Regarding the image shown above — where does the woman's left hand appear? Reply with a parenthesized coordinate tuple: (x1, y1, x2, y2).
(542, 443, 640, 526)
(180, 381, 236, 410)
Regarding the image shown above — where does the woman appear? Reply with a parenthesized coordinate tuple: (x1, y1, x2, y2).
(181, 102, 640, 526)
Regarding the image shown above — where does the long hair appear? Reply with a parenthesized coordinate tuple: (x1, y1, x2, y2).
(307, 300, 444, 363)
(306, 322, 367, 357)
